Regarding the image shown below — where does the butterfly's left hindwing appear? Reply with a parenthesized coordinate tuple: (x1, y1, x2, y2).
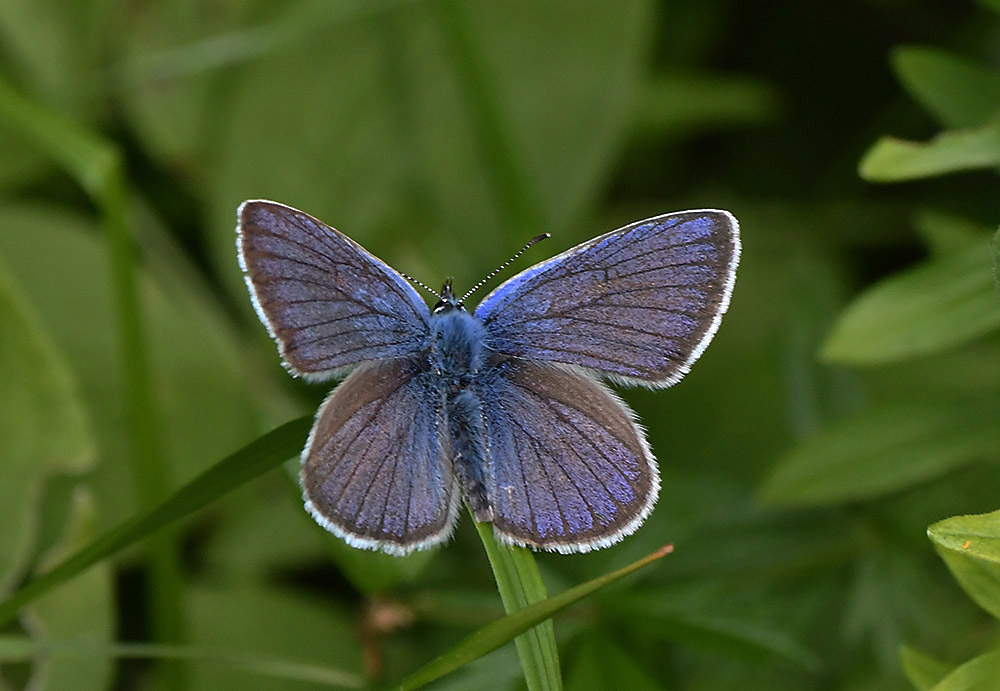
(476, 360, 658, 553)
(301, 358, 459, 555)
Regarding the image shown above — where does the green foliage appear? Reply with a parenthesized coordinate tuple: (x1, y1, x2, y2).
(855, 14, 1000, 691)
(1, 1, 999, 689)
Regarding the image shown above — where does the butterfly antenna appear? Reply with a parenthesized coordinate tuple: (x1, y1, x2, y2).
(400, 271, 443, 301)
(460, 233, 550, 303)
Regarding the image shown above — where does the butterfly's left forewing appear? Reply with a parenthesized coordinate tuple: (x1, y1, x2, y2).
(302, 358, 459, 555)
(477, 360, 658, 553)
(475, 211, 739, 387)
(237, 200, 430, 379)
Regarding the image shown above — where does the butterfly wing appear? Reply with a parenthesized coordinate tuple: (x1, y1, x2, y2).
(237, 200, 430, 379)
(476, 359, 657, 553)
(474, 211, 739, 387)
(301, 358, 458, 554)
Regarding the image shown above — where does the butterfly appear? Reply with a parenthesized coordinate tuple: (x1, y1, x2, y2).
(237, 201, 739, 555)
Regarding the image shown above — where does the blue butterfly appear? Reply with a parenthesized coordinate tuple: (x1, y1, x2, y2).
(237, 201, 739, 555)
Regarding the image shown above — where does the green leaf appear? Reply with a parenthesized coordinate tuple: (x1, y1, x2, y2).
(929, 649, 1000, 691)
(929, 510, 1000, 620)
(935, 547, 1000, 621)
(929, 510, 1000, 564)
(0, 259, 93, 588)
(859, 119, 1000, 182)
(900, 645, 953, 691)
(822, 239, 1000, 364)
(392, 544, 674, 690)
(21, 491, 114, 691)
(891, 46, 1000, 129)
(927, 511, 1000, 619)
(0, 416, 312, 628)
(759, 401, 1000, 507)
(475, 522, 561, 691)
(914, 210, 995, 255)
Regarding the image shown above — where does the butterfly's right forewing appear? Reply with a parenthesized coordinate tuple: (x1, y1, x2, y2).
(237, 200, 430, 379)
(302, 358, 459, 555)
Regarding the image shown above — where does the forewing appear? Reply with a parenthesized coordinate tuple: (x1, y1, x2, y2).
(301, 358, 458, 555)
(478, 360, 658, 553)
(475, 211, 740, 387)
(237, 200, 430, 379)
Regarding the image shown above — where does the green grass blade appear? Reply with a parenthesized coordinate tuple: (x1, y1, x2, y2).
(0, 636, 363, 688)
(392, 544, 673, 690)
(475, 521, 561, 691)
(0, 416, 312, 627)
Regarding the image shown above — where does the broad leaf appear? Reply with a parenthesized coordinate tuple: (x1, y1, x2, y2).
(929, 649, 1000, 691)
(929, 510, 1000, 564)
(900, 645, 952, 691)
(760, 401, 1000, 507)
(892, 46, 1000, 129)
(859, 119, 1000, 182)
(822, 238, 999, 364)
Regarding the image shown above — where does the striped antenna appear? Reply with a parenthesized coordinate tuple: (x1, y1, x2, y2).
(461, 233, 550, 303)
(399, 271, 444, 301)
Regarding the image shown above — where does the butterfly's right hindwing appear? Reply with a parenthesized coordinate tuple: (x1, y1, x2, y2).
(477, 360, 658, 553)
(301, 358, 459, 555)
(237, 200, 430, 379)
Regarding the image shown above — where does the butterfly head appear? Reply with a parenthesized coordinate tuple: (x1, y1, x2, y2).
(433, 278, 465, 314)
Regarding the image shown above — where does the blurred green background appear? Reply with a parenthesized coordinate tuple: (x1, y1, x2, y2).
(2, 0, 1000, 689)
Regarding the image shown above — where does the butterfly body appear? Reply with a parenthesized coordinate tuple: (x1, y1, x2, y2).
(428, 286, 494, 519)
(237, 201, 740, 554)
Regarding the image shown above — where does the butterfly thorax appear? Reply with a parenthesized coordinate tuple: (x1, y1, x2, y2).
(429, 280, 488, 384)
(429, 302, 488, 384)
